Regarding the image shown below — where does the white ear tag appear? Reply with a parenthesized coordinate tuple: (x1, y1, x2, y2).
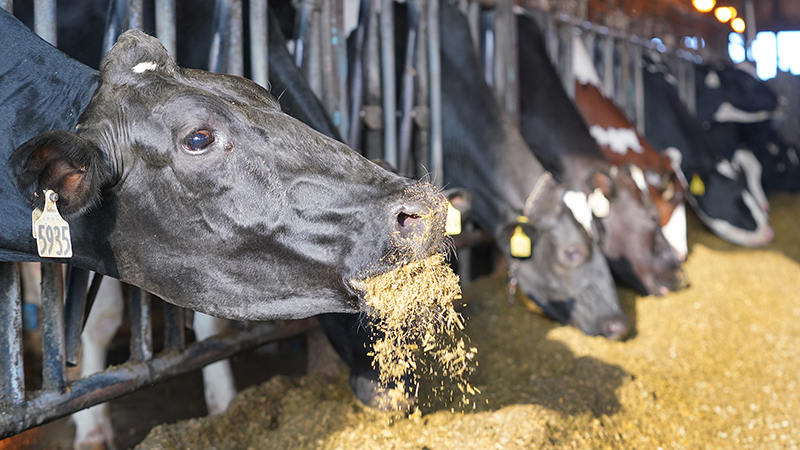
(588, 188, 610, 218)
(445, 201, 462, 235)
(32, 190, 72, 258)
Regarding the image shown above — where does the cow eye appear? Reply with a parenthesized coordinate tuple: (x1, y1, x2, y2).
(562, 247, 585, 266)
(183, 130, 214, 153)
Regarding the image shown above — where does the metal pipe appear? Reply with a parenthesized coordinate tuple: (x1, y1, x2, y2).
(103, 0, 128, 55)
(155, 0, 177, 59)
(227, 0, 244, 76)
(33, 0, 57, 45)
(347, 0, 371, 150)
(413, 0, 430, 180)
(380, 0, 397, 168)
(0, 263, 25, 406)
(427, 0, 443, 188)
(208, 0, 229, 73)
(602, 34, 615, 98)
(64, 266, 90, 367)
(633, 42, 644, 133)
(41, 263, 66, 393)
(161, 301, 186, 352)
(294, 0, 313, 68)
(128, 286, 152, 362)
(249, 0, 269, 88)
(333, 0, 350, 139)
(127, 0, 143, 30)
(398, 1, 420, 177)
(0, 318, 317, 438)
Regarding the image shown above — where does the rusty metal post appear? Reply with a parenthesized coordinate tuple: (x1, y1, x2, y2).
(380, 0, 397, 168)
(64, 266, 90, 367)
(155, 0, 177, 58)
(250, 0, 269, 88)
(41, 263, 66, 393)
(128, 286, 152, 362)
(33, 0, 56, 45)
(0, 263, 25, 406)
(428, 0, 443, 187)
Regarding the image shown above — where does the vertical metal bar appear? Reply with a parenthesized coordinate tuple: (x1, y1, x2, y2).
(305, 6, 323, 96)
(602, 35, 615, 98)
(743, 0, 756, 59)
(398, 1, 420, 177)
(545, 14, 559, 66)
(319, 0, 337, 119)
(294, 0, 313, 68)
(348, 0, 371, 150)
(467, 0, 480, 57)
(617, 37, 630, 120)
(41, 263, 66, 393)
(83, 272, 104, 328)
(227, 0, 244, 76)
(362, 0, 383, 160)
(413, 0, 430, 180)
(0, 263, 25, 405)
(493, 0, 519, 124)
(482, 9, 495, 87)
(33, 0, 57, 45)
(128, 286, 152, 362)
(562, 25, 574, 99)
(64, 267, 90, 367)
(428, 0, 443, 188)
(633, 43, 644, 134)
(333, 0, 349, 141)
(103, 0, 127, 55)
(380, 0, 397, 168)
(161, 300, 185, 352)
(209, 0, 229, 73)
(127, 0, 143, 30)
(155, 0, 177, 59)
(249, 0, 269, 88)
(686, 58, 696, 116)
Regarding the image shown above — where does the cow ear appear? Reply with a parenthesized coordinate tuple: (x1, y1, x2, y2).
(588, 170, 615, 199)
(101, 29, 177, 85)
(10, 130, 112, 217)
(442, 188, 474, 218)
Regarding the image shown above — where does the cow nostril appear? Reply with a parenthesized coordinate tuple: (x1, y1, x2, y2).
(397, 212, 421, 228)
(603, 317, 629, 340)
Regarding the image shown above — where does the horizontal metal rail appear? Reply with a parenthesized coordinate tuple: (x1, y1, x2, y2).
(0, 317, 316, 438)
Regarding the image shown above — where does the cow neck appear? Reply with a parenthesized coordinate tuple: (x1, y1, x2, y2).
(0, 10, 104, 266)
(440, 2, 548, 232)
(516, 13, 606, 190)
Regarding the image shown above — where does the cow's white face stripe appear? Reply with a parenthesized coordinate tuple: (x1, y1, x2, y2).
(662, 202, 687, 261)
(733, 149, 769, 213)
(588, 188, 610, 218)
(563, 191, 594, 236)
(572, 35, 604, 90)
(589, 125, 643, 155)
(132, 61, 158, 73)
(713, 101, 773, 123)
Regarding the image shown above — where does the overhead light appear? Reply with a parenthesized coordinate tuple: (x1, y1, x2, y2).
(693, 0, 716, 13)
(715, 6, 737, 23)
(731, 17, 746, 33)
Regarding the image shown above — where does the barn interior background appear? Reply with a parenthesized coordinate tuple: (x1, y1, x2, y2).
(1, 0, 799, 448)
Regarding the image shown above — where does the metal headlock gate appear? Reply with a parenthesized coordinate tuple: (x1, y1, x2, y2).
(0, 0, 732, 439)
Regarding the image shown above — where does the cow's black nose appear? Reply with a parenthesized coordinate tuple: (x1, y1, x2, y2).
(391, 186, 448, 259)
(602, 316, 629, 340)
(395, 200, 429, 240)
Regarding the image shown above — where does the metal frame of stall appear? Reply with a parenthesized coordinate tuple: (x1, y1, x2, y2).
(0, 0, 726, 439)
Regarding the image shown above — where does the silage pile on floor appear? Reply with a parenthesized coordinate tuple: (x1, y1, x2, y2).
(139, 193, 800, 450)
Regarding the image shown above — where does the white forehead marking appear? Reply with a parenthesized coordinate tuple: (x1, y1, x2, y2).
(628, 165, 648, 192)
(716, 159, 738, 180)
(713, 101, 773, 123)
(589, 125, 643, 155)
(705, 71, 721, 89)
(572, 35, 604, 90)
(588, 188, 610, 218)
(662, 202, 687, 261)
(132, 61, 158, 73)
(563, 191, 594, 235)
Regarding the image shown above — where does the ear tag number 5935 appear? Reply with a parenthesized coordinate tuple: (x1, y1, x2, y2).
(32, 189, 72, 258)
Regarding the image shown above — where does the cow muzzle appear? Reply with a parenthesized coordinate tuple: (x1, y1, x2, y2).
(391, 182, 449, 261)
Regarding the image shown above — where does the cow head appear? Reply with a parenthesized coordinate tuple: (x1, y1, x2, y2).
(9, 30, 448, 320)
(495, 180, 628, 340)
(696, 63, 778, 125)
(589, 167, 686, 296)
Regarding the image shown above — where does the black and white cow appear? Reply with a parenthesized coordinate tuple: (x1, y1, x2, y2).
(440, 2, 627, 340)
(641, 54, 773, 248)
(516, 12, 685, 297)
(0, 8, 447, 321)
(696, 62, 800, 193)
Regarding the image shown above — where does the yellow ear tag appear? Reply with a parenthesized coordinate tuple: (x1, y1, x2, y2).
(510, 226, 532, 258)
(32, 190, 72, 258)
(445, 201, 462, 235)
(689, 174, 705, 196)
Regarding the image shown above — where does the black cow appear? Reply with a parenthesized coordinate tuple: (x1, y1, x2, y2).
(440, 2, 627, 340)
(516, 13, 685, 297)
(641, 54, 773, 248)
(0, 9, 448, 321)
(696, 63, 800, 193)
